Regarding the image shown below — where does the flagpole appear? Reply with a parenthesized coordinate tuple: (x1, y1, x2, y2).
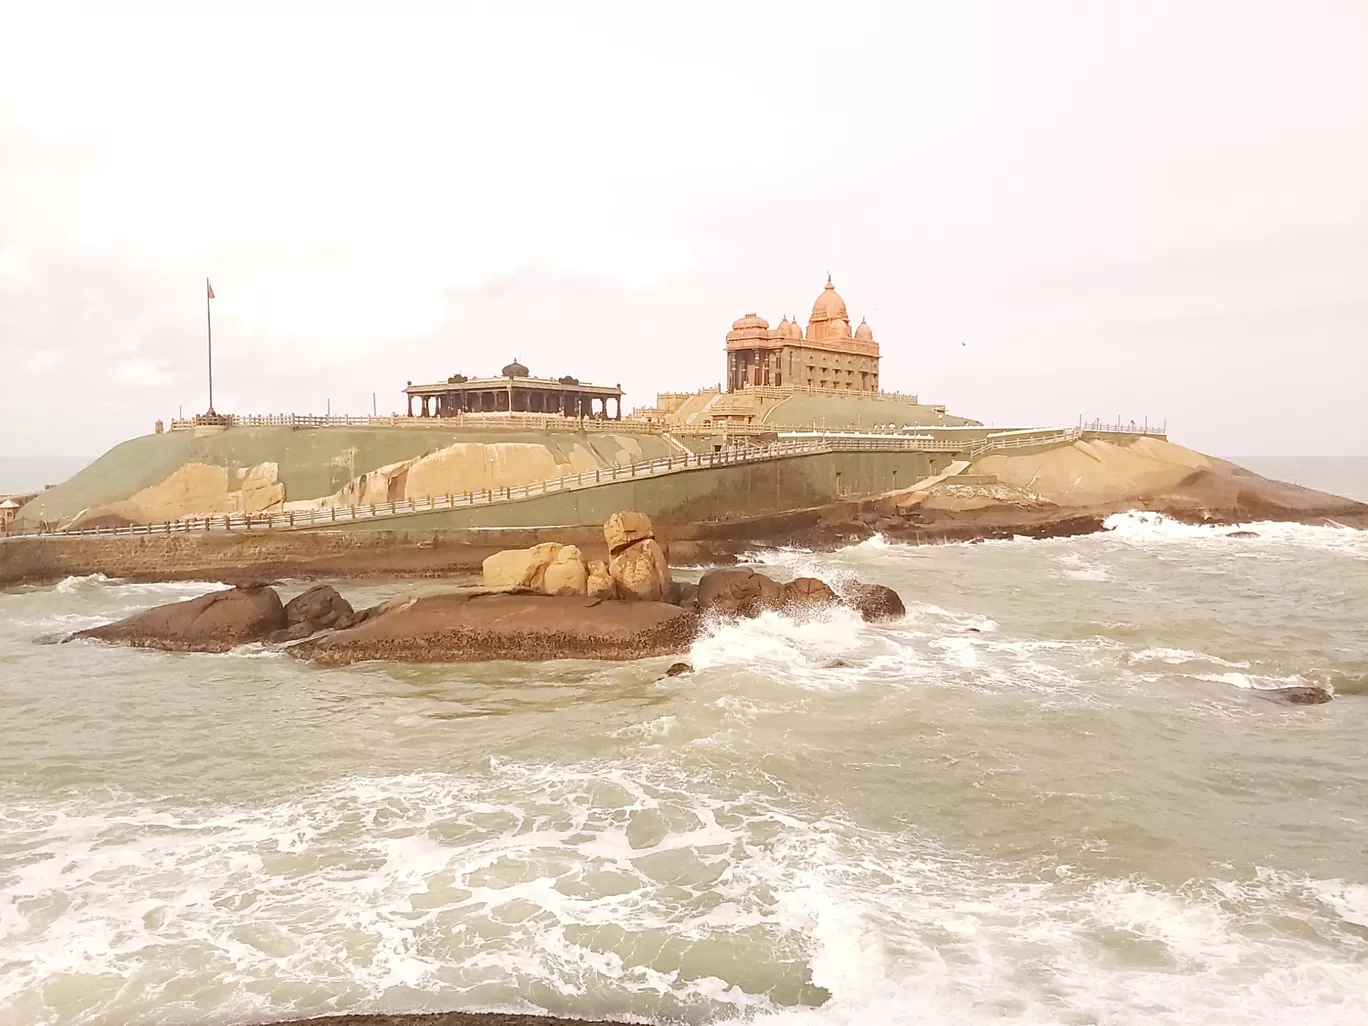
(206, 277, 214, 413)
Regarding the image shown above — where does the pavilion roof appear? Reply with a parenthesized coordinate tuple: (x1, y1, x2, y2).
(405, 376, 622, 397)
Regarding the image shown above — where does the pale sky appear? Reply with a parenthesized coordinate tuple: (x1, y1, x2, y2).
(1, 0, 1364, 459)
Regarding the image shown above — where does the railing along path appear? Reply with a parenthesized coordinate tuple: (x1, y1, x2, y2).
(11, 426, 1166, 540)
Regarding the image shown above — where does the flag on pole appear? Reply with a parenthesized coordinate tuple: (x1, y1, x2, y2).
(206, 279, 215, 300)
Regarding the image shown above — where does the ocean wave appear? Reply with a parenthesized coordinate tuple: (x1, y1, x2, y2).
(4, 767, 1367, 1026)
(52, 574, 233, 599)
(1056, 552, 1111, 582)
(1191, 671, 1311, 692)
(1128, 647, 1252, 669)
(54, 572, 121, 593)
(689, 606, 880, 691)
(1101, 511, 1367, 558)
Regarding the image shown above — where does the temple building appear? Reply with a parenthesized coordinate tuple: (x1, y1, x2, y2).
(725, 276, 880, 393)
(404, 361, 624, 419)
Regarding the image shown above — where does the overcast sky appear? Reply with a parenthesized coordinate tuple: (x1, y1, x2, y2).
(2, 0, 1364, 460)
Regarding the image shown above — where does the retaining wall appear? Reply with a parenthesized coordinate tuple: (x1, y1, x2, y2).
(310, 449, 941, 532)
(0, 449, 942, 585)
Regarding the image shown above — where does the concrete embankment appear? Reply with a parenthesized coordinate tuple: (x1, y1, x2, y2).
(0, 448, 949, 586)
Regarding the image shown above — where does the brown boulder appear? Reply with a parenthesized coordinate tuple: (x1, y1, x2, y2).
(674, 581, 699, 611)
(289, 591, 699, 665)
(283, 584, 355, 630)
(72, 585, 287, 652)
(841, 582, 906, 622)
(696, 569, 785, 618)
(781, 576, 839, 609)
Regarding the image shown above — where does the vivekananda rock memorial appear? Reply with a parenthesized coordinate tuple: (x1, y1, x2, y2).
(4, 274, 1364, 575)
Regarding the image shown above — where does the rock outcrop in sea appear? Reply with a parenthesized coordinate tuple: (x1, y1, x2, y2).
(68, 511, 905, 662)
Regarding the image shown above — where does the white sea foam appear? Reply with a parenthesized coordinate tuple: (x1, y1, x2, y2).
(1056, 552, 1111, 581)
(54, 572, 120, 593)
(1310, 880, 1368, 929)
(1101, 511, 1368, 558)
(1129, 647, 1251, 669)
(1192, 671, 1310, 692)
(689, 607, 881, 691)
(4, 768, 1366, 1026)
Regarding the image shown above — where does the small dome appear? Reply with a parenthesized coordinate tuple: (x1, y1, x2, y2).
(774, 316, 792, 337)
(854, 318, 874, 342)
(809, 276, 848, 323)
(789, 316, 803, 339)
(732, 313, 769, 330)
(501, 359, 529, 378)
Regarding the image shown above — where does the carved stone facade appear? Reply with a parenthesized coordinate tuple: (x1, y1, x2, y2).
(725, 277, 880, 393)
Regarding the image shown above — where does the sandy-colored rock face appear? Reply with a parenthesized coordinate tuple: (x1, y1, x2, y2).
(604, 511, 655, 552)
(966, 437, 1216, 508)
(302, 440, 648, 512)
(586, 560, 615, 600)
(609, 537, 672, 602)
(602, 512, 673, 602)
(541, 545, 589, 596)
(481, 542, 589, 596)
(72, 461, 285, 527)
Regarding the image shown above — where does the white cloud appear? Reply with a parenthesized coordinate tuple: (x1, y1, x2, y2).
(0, 0, 1365, 457)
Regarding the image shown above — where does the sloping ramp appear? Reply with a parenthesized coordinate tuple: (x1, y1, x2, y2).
(888, 460, 971, 506)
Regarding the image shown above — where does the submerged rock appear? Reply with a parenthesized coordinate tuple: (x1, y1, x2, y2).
(1226, 530, 1260, 539)
(1252, 685, 1333, 706)
(839, 582, 906, 622)
(663, 662, 693, 677)
(72, 585, 286, 652)
(697, 568, 903, 622)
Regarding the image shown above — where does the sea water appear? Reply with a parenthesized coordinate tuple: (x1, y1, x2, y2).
(2, 489, 1368, 1025)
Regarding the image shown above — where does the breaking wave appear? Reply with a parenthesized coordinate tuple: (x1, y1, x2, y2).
(1101, 511, 1367, 557)
(3, 767, 1367, 1026)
